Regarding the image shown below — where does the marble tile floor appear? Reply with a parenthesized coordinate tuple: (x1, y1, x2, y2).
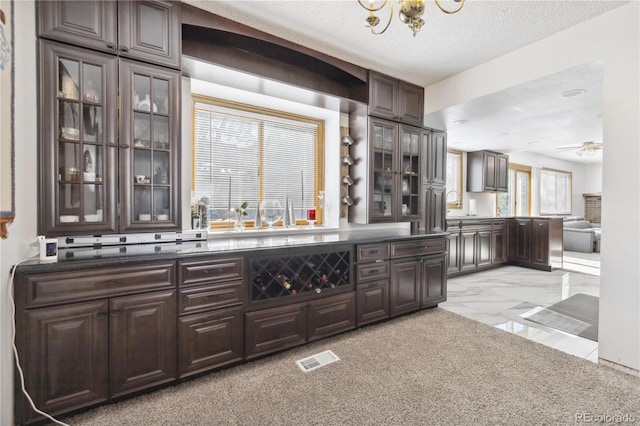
(440, 251, 601, 363)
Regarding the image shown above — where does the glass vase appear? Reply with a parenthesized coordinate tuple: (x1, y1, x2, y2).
(234, 213, 246, 231)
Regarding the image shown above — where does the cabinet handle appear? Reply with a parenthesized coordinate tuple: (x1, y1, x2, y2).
(96, 280, 120, 286)
(369, 250, 380, 254)
(375, 259, 384, 263)
(95, 312, 108, 320)
(107, 140, 117, 147)
(203, 268, 224, 275)
(106, 42, 116, 49)
(119, 45, 129, 52)
(111, 310, 123, 316)
(367, 282, 380, 289)
(368, 269, 380, 274)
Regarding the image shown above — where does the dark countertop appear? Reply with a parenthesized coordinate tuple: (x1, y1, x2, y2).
(15, 229, 449, 273)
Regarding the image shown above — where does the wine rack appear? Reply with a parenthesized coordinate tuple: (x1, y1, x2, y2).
(250, 249, 351, 302)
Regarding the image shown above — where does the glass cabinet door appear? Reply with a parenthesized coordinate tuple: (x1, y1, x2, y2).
(400, 125, 421, 219)
(119, 59, 180, 232)
(40, 40, 118, 236)
(371, 119, 397, 221)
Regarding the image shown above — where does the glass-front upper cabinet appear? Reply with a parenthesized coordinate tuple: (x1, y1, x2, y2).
(399, 125, 420, 220)
(119, 59, 180, 232)
(40, 40, 118, 236)
(371, 118, 397, 221)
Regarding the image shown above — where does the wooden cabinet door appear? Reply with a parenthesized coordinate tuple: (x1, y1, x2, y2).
(483, 151, 497, 191)
(117, 0, 181, 68)
(110, 290, 177, 398)
(307, 292, 356, 342)
(398, 81, 424, 126)
(356, 280, 390, 326)
(531, 219, 550, 265)
(446, 231, 461, 275)
(509, 219, 531, 262)
(427, 131, 447, 186)
(460, 230, 477, 272)
(425, 185, 446, 233)
(369, 118, 399, 222)
(119, 59, 181, 232)
(496, 154, 509, 192)
(421, 254, 447, 307)
(39, 40, 118, 236)
(390, 259, 421, 317)
(476, 230, 492, 267)
(369, 71, 398, 120)
(178, 306, 243, 378)
(38, 0, 118, 54)
(245, 303, 307, 359)
(22, 301, 108, 423)
(492, 227, 508, 264)
(399, 124, 422, 220)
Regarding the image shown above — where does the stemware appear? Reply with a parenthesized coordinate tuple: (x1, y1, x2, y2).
(259, 199, 284, 230)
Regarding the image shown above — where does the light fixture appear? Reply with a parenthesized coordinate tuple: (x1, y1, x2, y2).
(341, 135, 355, 146)
(453, 119, 469, 125)
(561, 89, 586, 98)
(359, 0, 465, 37)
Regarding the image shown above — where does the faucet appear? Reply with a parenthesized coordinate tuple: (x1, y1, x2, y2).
(446, 190, 461, 208)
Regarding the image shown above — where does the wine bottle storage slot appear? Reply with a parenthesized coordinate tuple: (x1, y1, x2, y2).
(250, 251, 351, 301)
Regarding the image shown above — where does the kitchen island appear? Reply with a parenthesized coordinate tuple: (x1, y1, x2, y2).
(12, 229, 448, 424)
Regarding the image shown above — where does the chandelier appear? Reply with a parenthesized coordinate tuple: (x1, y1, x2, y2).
(359, 0, 465, 37)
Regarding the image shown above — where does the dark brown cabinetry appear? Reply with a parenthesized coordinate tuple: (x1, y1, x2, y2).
(38, 1, 181, 236)
(508, 217, 563, 271)
(467, 150, 509, 192)
(447, 218, 509, 277)
(390, 236, 447, 316)
(355, 243, 390, 326)
(350, 118, 422, 223)
(421, 130, 447, 232)
(245, 292, 356, 359)
(177, 257, 245, 378)
(38, 0, 181, 69)
(368, 71, 424, 126)
(14, 262, 176, 424)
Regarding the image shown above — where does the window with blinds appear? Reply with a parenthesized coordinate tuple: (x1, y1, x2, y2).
(193, 97, 324, 228)
(540, 168, 572, 215)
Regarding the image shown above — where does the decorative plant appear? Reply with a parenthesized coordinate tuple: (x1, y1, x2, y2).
(235, 201, 249, 217)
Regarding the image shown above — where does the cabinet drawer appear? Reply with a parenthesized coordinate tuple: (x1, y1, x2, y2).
(390, 238, 446, 258)
(357, 261, 390, 282)
(245, 303, 307, 359)
(357, 280, 390, 326)
(179, 257, 243, 287)
(357, 243, 389, 262)
(307, 292, 356, 342)
(23, 262, 176, 308)
(179, 280, 244, 315)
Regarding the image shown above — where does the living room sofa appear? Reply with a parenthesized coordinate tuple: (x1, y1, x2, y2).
(563, 216, 601, 253)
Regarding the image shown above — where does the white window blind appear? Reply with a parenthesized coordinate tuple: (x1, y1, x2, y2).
(193, 101, 320, 224)
(540, 168, 572, 215)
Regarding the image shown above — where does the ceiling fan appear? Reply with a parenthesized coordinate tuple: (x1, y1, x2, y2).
(556, 141, 603, 157)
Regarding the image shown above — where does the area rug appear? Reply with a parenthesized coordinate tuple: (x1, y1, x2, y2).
(523, 293, 598, 341)
(62, 307, 637, 426)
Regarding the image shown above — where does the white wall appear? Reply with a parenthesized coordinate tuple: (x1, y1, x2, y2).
(1, 2, 38, 423)
(427, 2, 640, 374)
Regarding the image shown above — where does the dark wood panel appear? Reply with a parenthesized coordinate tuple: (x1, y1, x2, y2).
(110, 290, 177, 398)
(477, 230, 492, 267)
(390, 259, 421, 317)
(38, 0, 117, 53)
(460, 231, 477, 271)
(356, 280, 390, 326)
(179, 280, 244, 315)
(390, 238, 446, 258)
(447, 232, 461, 275)
(398, 80, 424, 126)
(356, 261, 390, 282)
(23, 262, 176, 308)
(357, 243, 390, 262)
(492, 228, 508, 264)
(178, 306, 243, 378)
(307, 292, 356, 342)
(179, 257, 244, 287)
(244, 303, 307, 359)
(509, 219, 531, 262)
(368, 71, 398, 120)
(421, 254, 447, 307)
(531, 219, 550, 265)
(22, 301, 108, 423)
(118, 0, 181, 68)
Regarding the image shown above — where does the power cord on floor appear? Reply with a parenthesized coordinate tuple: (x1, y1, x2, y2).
(8, 259, 71, 426)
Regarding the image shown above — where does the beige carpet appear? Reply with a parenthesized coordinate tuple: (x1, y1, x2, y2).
(62, 308, 639, 426)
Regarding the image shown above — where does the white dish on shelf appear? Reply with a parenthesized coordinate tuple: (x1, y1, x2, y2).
(60, 215, 79, 223)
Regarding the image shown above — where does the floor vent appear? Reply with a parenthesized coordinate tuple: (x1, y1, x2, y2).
(296, 350, 340, 372)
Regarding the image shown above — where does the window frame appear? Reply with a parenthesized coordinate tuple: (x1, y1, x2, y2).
(496, 162, 532, 217)
(191, 95, 325, 229)
(446, 149, 463, 209)
(540, 167, 572, 216)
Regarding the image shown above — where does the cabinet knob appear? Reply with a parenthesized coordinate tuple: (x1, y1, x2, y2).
(119, 45, 129, 52)
(106, 42, 116, 49)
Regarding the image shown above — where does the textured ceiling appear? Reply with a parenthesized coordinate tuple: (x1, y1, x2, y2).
(183, 0, 630, 164)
